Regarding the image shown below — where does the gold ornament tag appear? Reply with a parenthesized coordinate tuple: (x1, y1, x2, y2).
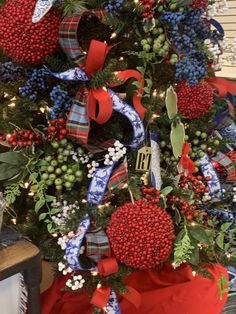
(136, 146, 152, 172)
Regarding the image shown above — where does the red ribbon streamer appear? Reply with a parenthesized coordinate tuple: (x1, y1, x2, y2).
(179, 142, 195, 175)
(206, 77, 236, 97)
(90, 286, 111, 309)
(98, 257, 119, 276)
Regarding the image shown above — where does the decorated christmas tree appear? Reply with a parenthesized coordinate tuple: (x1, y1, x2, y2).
(0, 0, 236, 313)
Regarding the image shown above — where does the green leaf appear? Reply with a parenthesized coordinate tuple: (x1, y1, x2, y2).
(221, 222, 232, 232)
(189, 245, 199, 266)
(132, 81, 142, 89)
(0, 152, 27, 166)
(136, 67, 145, 75)
(170, 122, 185, 158)
(161, 186, 173, 196)
(29, 172, 38, 182)
(30, 185, 38, 193)
(50, 207, 60, 215)
(0, 164, 21, 181)
(188, 225, 211, 245)
(39, 213, 47, 221)
(174, 209, 182, 225)
(45, 195, 56, 202)
(216, 233, 224, 249)
(165, 86, 178, 119)
(35, 199, 45, 213)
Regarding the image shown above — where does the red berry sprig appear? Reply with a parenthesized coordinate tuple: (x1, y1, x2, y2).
(47, 118, 68, 141)
(0, 129, 42, 147)
(178, 174, 209, 200)
(139, 0, 155, 19)
(141, 186, 161, 203)
(167, 195, 207, 222)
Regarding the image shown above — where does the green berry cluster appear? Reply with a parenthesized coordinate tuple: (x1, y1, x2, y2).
(39, 139, 83, 191)
(140, 25, 178, 63)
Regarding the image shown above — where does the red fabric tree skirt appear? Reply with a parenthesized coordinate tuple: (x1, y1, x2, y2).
(41, 264, 228, 314)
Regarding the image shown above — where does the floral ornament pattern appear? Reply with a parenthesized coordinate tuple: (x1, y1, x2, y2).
(150, 131, 162, 190)
(32, 0, 56, 23)
(198, 153, 223, 200)
(218, 122, 236, 149)
(65, 214, 96, 271)
(228, 266, 236, 291)
(105, 289, 121, 314)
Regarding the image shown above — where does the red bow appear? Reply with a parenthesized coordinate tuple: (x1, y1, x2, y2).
(178, 142, 195, 175)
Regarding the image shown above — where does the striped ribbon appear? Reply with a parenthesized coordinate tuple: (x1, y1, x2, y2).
(212, 152, 236, 182)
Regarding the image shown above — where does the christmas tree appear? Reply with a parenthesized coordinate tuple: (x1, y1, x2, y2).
(0, 0, 236, 312)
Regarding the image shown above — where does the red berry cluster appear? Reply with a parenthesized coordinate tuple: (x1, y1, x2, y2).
(139, 0, 155, 19)
(176, 81, 213, 119)
(141, 186, 161, 203)
(47, 118, 68, 141)
(168, 195, 207, 221)
(178, 174, 209, 200)
(107, 198, 175, 269)
(0, 0, 62, 64)
(191, 0, 209, 9)
(0, 130, 42, 147)
(227, 151, 236, 163)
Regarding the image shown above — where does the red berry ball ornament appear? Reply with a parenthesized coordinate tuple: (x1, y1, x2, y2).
(0, 0, 62, 64)
(107, 199, 175, 269)
(176, 81, 213, 119)
(191, 0, 209, 9)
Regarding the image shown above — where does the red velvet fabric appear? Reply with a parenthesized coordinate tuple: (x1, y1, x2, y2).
(41, 264, 228, 314)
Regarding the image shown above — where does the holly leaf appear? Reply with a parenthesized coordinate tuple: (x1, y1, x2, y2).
(0, 164, 21, 181)
(165, 86, 178, 119)
(188, 225, 211, 245)
(0, 152, 28, 166)
(189, 245, 199, 266)
(170, 122, 185, 158)
(220, 222, 232, 232)
(216, 233, 224, 250)
(161, 186, 173, 196)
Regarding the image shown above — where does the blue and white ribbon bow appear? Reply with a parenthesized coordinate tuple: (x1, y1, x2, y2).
(150, 131, 162, 190)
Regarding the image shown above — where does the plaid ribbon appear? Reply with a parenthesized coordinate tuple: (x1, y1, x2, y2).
(59, 12, 104, 65)
(86, 227, 111, 263)
(67, 88, 90, 142)
(107, 162, 128, 191)
(212, 152, 236, 182)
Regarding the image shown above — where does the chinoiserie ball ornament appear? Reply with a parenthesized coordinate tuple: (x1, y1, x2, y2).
(0, 0, 62, 64)
(107, 199, 175, 269)
(176, 81, 213, 119)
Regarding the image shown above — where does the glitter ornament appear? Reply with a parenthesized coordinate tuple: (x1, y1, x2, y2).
(0, 0, 62, 64)
(176, 81, 213, 119)
(107, 198, 175, 269)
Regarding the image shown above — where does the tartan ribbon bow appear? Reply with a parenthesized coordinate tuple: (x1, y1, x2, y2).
(55, 13, 146, 144)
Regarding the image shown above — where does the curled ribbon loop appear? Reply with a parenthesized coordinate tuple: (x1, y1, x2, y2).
(65, 214, 96, 271)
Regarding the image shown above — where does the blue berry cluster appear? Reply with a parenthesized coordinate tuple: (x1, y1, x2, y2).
(50, 85, 73, 119)
(19, 68, 48, 101)
(175, 53, 208, 85)
(105, 0, 124, 13)
(0, 62, 28, 82)
(160, 8, 223, 85)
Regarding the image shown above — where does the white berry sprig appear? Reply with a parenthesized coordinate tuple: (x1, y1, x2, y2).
(104, 140, 127, 166)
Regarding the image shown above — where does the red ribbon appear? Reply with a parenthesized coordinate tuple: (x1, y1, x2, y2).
(90, 285, 111, 309)
(179, 142, 195, 175)
(98, 257, 119, 276)
(83, 39, 146, 127)
(206, 77, 236, 98)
